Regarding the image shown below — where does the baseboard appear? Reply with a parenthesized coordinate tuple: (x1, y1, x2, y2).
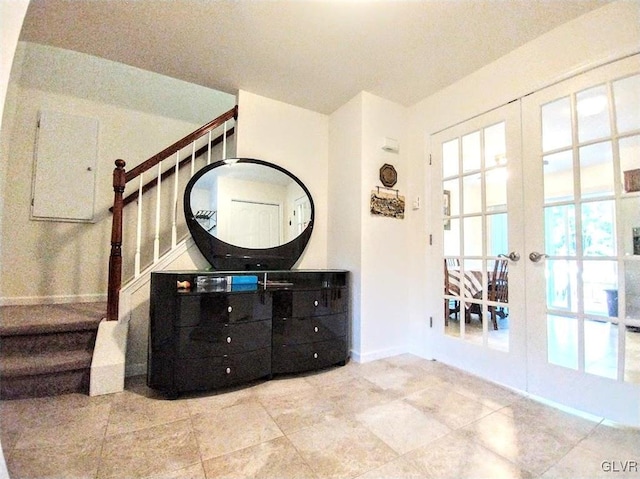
(0, 293, 107, 307)
(125, 362, 146, 378)
(350, 346, 406, 364)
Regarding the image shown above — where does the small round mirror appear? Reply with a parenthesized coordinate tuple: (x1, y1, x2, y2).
(184, 158, 314, 270)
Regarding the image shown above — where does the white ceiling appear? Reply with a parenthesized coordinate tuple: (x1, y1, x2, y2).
(19, 0, 612, 115)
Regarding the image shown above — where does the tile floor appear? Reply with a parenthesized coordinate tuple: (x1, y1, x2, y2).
(1, 354, 640, 479)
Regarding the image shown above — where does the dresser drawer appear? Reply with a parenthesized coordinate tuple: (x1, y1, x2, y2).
(273, 288, 347, 318)
(177, 291, 272, 327)
(272, 314, 347, 346)
(177, 320, 271, 358)
(175, 348, 271, 392)
(272, 338, 347, 374)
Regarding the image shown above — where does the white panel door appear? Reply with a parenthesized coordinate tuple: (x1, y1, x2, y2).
(432, 101, 527, 391)
(522, 54, 640, 425)
(229, 200, 280, 248)
(32, 110, 98, 222)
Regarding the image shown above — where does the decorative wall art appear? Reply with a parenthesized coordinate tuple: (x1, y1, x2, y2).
(370, 188, 405, 219)
(379, 163, 398, 187)
(624, 168, 640, 193)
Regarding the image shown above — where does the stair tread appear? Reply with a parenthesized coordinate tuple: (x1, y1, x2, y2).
(0, 349, 93, 377)
(0, 302, 104, 336)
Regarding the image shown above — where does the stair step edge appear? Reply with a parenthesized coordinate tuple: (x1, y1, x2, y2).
(0, 350, 93, 378)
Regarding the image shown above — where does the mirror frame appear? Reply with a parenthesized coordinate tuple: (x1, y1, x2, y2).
(184, 158, 314, 270)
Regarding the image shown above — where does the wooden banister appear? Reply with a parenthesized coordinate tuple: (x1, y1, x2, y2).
(125, 106, 237, 183)
(106, 106, 237, 321)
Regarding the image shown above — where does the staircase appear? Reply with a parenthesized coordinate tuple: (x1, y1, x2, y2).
(0, 303, 104, 399)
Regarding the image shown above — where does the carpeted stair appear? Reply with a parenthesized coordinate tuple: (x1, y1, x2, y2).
(0, 302, 105, 399)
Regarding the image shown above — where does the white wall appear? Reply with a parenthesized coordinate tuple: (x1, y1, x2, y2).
(1, 42, 235, 304)
(235, 90, 329, 269)
(407, 0, 640, 359)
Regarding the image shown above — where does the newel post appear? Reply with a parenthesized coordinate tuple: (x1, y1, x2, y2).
(107, 159, 126, 321)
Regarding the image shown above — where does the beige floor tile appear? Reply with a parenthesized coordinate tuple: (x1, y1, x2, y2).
(186, 384, 258, 416)
(7, 440, 102, 479)
(252, 375, 317, 402)
(260, 386, 342, 434)
(405, 430, 533, 479)
(192, 400, 283, 460)
(460, 410, 579, 476)
(287, 415, 398, 479)
(203, 436, 316, 479)
(97, 419, 200, 479)
(145, 462, 206, 479)
(13, 402, 110, 449)
(302, 363, 362, 388)
(107, 388, 191, 436)
(354, 456, 424, 479)
(318, 376, 396, 415)
(404, 381, 497, 429)
(355, 399, 451, 454)
(540, 441, 637, 479)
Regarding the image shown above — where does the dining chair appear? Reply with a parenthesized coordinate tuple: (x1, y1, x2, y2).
(444, 259, 460, 323)
(487, 258, 508, 330)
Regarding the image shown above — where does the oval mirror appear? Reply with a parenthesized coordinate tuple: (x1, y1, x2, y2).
(184, 158, 314, 270)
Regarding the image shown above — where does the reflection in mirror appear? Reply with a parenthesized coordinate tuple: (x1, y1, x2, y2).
(189, 161, 311, 249)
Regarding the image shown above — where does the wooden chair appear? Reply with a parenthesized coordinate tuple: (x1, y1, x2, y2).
(444, 259, 460, 323)
(487, 258, 508, 330)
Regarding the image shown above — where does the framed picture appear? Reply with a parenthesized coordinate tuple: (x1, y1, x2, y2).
(624, 168, 640, 193)
(443, 190, 451, 230)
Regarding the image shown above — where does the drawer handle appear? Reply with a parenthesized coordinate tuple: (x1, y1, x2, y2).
(227, 306, 233, 313)
(226, 367, 231, 374)
(314, 326, 319, 333)
(314, 300, 318, 307)
(226, 336, 232, 343)
(313, 352, 318, 359)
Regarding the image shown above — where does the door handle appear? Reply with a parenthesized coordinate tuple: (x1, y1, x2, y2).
(529, 251, 549, 263)
(499, 252, 520, 262)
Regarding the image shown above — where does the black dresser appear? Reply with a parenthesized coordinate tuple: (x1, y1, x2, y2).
(147, 270, 349, 397)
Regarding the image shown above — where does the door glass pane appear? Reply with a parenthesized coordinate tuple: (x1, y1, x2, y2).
(585, 320, 618, 379)
(443, 138, 459, 178)
(486, 213, 508, 257)
(625, 326, 640, 384)
(463, 216, 482, 256)
(547, 260, 578, 313)
(544, 150, 574, 202)
(548, 315, 578, 369)
(444, 219, 460, 256)
(579, 141, 614, 198)
(613, 74, 640, 134)
(583, 260, 617, 317)
(620, 196, 640, 257)
(620, 135, 640, 194)
(626, 261, 640, 319)
(582, 201, 616, 257)
(486, 167, 507, 208)
(542, 97, 572, 152)
(443, 179, 460, 216)
(462, 131, 481, 172)
(544, 204, 576, 256)
(577, 85, 610, 143)
(484, 122, 506, 167)
(463, 173, 482, 214)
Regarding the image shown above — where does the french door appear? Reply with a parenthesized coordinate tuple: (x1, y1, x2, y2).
(522, 54, 640, 424)
(433, 54, 640, 425)
(433, 101, 527, 391)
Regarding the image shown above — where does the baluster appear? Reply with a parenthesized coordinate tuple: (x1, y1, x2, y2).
(223, 120, 228, 159)
(171, 151, 179, 247)
(190, 142, 195, 177)
(153, 162, 161, 262)
(134, 174, 143, 277)
(207, 131, 212, 165)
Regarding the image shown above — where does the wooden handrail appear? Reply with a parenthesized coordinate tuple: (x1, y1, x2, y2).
(106, 106, 238, 320)
(125, 106, 237, 183)
(109, 127, 235, 212)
